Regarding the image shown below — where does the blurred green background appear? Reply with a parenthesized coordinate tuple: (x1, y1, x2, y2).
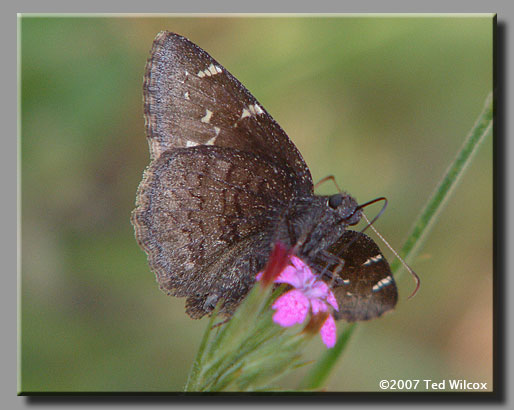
(20, 15, 493, 392)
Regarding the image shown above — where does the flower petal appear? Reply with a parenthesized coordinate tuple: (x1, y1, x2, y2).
(290, 256, 316, 283)
(271, 289, 309, 327)
(326, 289, 339, 311)
(290, 255, 308, 271)
(274, 266, 303, 288)
(310, 298, 328, 315)
(309, 280, 330, 299)
(320, 315, 337, 348)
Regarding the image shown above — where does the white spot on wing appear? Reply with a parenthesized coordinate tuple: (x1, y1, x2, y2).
(240, 104, 264, 120)
(372, 275, 393, 292)
(214, 126, 220, 136)
(185, 141, 198, 147)
(201, 109, 213, 123)
(206, 135, 217, 145)
(208, 64, 218, 75)
(342, 279, 350, 285)
(184, 91, 190, 100)
(363, 254, 383, 266)
(241, 108, 251, 119)
(197, 64, 222, 78)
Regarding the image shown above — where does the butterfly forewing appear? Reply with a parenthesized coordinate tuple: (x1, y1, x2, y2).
(317, 230, 398, 322)
(144, 31, 313, 193)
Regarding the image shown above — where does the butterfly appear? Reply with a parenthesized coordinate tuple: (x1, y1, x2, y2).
(131, 31, 397, 321)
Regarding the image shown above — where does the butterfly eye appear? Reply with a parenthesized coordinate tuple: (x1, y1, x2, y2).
(328, 194, 343, 209)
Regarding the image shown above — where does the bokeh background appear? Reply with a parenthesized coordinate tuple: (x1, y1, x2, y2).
(20, 15, 493, 392)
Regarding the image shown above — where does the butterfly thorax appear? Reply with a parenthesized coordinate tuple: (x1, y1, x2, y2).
(278, 193, 362, 261)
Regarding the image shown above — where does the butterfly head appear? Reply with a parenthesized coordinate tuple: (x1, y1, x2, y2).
(326, 193, 362, 226)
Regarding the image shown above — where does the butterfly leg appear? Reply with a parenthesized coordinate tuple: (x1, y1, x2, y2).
(317, 250, 347, 287)
(314, 175, 342, 193)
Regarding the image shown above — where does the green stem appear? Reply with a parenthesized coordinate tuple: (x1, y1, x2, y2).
(300, 92, 493, 391)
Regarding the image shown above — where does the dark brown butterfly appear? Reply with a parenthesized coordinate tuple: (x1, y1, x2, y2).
(131, 31, 397, 320)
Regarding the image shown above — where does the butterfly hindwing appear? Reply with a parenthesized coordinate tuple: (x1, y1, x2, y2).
(143, 31, 313, 193)
(131, 145, 304, 318)
(318, 230, 398, 322)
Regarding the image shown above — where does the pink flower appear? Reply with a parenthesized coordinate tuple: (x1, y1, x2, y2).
(257, 253, 339, 348)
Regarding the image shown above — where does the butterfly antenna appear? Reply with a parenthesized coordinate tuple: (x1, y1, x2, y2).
(355, 196, 388, 229)
(362, 213, 420, 299)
